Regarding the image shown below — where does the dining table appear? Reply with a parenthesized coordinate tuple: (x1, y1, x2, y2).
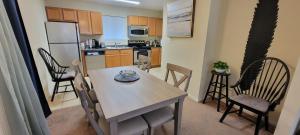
(88, 66, 187, 135)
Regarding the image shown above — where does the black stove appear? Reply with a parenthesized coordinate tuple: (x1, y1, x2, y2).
(128, 40, 151, 50)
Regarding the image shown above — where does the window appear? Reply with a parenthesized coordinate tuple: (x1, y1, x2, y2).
(102, 16, 128, 42)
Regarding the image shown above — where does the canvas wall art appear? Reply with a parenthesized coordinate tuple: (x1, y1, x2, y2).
(167, 0, 195, 38)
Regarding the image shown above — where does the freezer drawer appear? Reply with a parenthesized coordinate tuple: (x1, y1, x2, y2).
(86, 55, 105, 70)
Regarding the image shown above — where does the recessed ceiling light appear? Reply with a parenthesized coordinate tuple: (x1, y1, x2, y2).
(115, 0, 140, 5)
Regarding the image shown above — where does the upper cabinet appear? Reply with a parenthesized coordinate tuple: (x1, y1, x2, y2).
(90, 12, 103, 35)
(127, 16, 139, 26)
(62, 8, 78, 22)
(148, 17, 157, 36)
(45, 7, 103, 35)
(147, 17, 163, 37)
(128, 16, 148, 26)
(46, 7, 63, 21)
(128, 16, 163, 37)
(77, 10, 92, 35)
(138, 16, 148, 26)
(155, 19, 163, 37)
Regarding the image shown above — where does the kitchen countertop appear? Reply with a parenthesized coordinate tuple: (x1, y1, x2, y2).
(82, 46, 133, 52)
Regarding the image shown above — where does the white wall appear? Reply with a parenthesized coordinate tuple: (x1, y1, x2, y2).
(17, 0, 50, 97)
(161, 0, 212, 101)
(275, 59, 300, 135)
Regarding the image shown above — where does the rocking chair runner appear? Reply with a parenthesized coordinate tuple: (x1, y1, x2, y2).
(219, 57, 290, 135)
(38, 48, 78, 101)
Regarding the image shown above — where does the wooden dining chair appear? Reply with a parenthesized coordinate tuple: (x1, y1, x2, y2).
(143, 63, 192, 135)
(74, 73, 149, 135)
(138, 55, 151, 72)
(78, 89, 104, 135)
(219, 57, 290, 135)
(72, 60, 98, 104)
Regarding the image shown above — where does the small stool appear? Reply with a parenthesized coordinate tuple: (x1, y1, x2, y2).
(203, 70, 230, 112)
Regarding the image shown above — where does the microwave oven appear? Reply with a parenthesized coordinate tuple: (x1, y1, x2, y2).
(129, 26, 148, 37)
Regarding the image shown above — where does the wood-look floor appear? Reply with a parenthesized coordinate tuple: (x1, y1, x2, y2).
(47, 98, 273, 135)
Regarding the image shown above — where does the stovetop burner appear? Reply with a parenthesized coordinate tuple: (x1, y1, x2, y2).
(128, 40, 151, 50)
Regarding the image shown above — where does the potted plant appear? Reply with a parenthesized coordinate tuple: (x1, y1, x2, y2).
(213, 61, 229, 73)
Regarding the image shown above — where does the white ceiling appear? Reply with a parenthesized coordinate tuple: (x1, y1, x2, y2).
(78, 0, 164, 11)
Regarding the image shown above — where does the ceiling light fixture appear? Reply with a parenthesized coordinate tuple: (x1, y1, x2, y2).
(115, 0, 140, 5)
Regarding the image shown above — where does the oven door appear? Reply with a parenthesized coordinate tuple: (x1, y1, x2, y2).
(129, 26, 148, 37)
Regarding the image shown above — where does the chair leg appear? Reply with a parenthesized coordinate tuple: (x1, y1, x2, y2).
(255, 114, 262, 135)
(149, 127, 155, 135)
(265, 115, 269, 131)
(70, 80, 78, 98)
(212, 75, 220, 100)
(143, 129, 148, 135)
(51, 82, 58, 102)
(203, 74, 214, 104)
(219, 102, 234, 122)
(238, 107, 243, 116)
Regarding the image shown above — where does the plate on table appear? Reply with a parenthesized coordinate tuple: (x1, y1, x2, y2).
(114, 70, 140, 82)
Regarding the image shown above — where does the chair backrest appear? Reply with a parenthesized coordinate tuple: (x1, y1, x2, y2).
(165, 63, 192, 92)
(138, 55, 151, 72)
(72, 59, 91, 92)
(235, 57, 290, 109)
(74, 73, 94, 109)
(78, 88, 104, 135)
(38, 48, 67, 80)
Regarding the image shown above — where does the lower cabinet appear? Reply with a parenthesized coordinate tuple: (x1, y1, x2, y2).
(105, 49, 133, 68)
(151, 47, 161, 67)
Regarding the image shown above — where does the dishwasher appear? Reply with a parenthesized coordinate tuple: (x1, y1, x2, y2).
(85, 50, 105, 70)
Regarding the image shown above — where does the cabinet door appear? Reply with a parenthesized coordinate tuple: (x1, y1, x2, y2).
(46, 7, 63, 21)
(105, 54, 121, 68)
(90, 12, 103, 35)
(105, 50, 120, 68)
(128, 16, 139, 26)
(62, 8, 77, 22)
(77, 10, 92, 35)
(151, 48, 161, 66)
(155, 19, 163, 37)
(148, 17, 156, 36)
(138, 16, 148, 26)
(120, 49, 133, 66)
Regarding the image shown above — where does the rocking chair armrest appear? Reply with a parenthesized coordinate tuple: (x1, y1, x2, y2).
(230, 81, 241, 88)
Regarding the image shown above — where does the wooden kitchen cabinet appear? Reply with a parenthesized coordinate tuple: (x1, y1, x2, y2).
(77, 10, 92, 35)
(120, 50, 133, 66)
(128, 16, 139, 26)
(148, 17, 156, 36)
(155, 19, 163, 37)
(62, 8, 78, 22)
(105, 49, 133, 68)
(151, 47, 161, 67)
(128, 16, 149, 26)
(46, 7, 63, 21)
(90, 12, 103, 35)
(138, 16, 148, 26)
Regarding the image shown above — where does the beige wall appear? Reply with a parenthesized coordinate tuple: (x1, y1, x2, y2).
(17, 0, 50, 97)
(275, 59, 300, 135)
(45, 0, 162, 18)
(161, 0, 212, 101)
(207, 0, 300, 126)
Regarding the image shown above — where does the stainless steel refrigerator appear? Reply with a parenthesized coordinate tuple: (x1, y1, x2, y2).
(45, 22, 80, 66)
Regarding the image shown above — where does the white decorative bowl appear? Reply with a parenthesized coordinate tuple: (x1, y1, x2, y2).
(214, 68, 226, 73)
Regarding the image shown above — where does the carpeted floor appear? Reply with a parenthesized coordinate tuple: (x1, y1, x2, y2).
(47, 98, 273, 135)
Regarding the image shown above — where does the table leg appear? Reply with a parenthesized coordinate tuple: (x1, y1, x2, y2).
(174, 98, 184, 135)
(109, 120, 118, 135)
